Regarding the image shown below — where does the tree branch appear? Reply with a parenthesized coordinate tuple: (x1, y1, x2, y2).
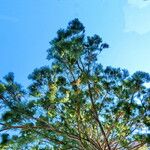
(87, 82, 111, 150)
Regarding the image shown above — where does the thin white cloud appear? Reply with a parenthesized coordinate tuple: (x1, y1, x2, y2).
(0, 15, 19, 22)
(128, 0, 150, 9)
(124, 0, 150, 34)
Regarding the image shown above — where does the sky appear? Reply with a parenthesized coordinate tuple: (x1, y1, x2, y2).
(0, 0, 150, 86)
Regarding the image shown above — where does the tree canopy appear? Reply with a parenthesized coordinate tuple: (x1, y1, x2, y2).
(0, 18, 149, 150)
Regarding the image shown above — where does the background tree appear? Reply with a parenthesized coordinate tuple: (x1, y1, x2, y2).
(0, 19, 149, 150)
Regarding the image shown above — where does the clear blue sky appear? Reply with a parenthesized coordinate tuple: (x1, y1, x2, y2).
(0, 0, 150, 86)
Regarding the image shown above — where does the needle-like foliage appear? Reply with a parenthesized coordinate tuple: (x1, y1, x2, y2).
(0, 19, 149, 150)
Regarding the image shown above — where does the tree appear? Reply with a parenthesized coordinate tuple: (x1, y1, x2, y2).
(0, 19, 149, 150)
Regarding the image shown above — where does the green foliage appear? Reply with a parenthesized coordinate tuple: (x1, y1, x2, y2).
(0, 134, 9, 145)
(0, 19, 149, 150)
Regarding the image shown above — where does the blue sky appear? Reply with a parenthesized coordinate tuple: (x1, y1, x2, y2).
(0, 0, 150, 86)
